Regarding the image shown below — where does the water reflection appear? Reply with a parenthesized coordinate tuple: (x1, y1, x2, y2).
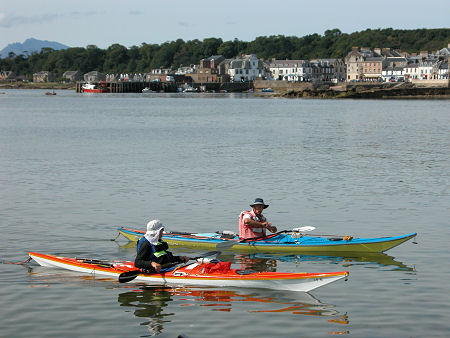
(117, 286, 346, 335)
(229, 252, 414, 272)
(118, 287, 173, 336)
(117, 241, 414, 272)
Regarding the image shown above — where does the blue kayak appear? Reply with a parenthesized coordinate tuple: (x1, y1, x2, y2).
(117, 227, 417, 254)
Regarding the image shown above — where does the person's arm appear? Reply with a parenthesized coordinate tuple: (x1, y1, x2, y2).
(159, 244, 190, 265)
(171, 255, 190, 263)
(243, 218, 277, 233)
(135, 240, 162, 272)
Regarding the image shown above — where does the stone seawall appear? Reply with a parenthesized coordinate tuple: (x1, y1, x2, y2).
(253, 79, 314, 91)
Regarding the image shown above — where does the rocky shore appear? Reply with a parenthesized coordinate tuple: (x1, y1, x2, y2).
(0, 82, 75, 90)
(273, 82, 450, 99)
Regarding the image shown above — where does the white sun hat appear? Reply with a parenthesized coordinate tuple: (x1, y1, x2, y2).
(144, 220, 164, 244)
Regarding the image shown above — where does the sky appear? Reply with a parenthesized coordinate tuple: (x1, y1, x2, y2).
(0, 0, 449, 50)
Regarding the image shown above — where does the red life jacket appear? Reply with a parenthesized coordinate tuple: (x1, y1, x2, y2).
(239, 210, 267, 239)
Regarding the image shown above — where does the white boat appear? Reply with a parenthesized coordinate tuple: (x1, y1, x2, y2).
(81, 82, 108, 93)
(183, 86, 197, 93)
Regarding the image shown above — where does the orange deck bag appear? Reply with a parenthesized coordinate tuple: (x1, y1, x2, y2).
(202, 261, 232, 273)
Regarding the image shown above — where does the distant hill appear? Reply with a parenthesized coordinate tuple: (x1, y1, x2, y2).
(0, 38, 70, 58)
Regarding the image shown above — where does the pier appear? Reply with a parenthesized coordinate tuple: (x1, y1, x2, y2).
(76, 81, 178, 93)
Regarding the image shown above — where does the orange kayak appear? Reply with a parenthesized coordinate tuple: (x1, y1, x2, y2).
(29, 252, 349, 292)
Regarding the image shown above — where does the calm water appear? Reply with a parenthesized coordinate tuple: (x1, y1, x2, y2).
(1, 89, 449, 337)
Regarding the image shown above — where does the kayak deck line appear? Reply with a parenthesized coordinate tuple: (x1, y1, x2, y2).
(117, 227, 417, 254)
(28, 252, 349, 292)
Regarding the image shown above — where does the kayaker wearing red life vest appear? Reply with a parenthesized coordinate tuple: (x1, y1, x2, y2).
(239, 198, 278, 239)
(135, 220, 189, 273)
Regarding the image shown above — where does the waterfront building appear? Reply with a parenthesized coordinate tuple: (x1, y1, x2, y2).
(310, 61, 334, 82)
(418, 59, 434, 80)
(228, 54, 265, 82)
(359, 57, 383, 81)
(437, 61, 449, 79)
(175, 65, 197, 75)
(83, 71, 106, 82)
(404, 63, 419, 80)
(438, 43, 450, 56)
(311, 58, 346, 82)
(33, 71, 56, 82)
(345, 47, 375, 81)
(0, 70, 16, 81)
(268, 59, 312, 82)
(382, 66, 405, 81)
(62, 71, 83, 82)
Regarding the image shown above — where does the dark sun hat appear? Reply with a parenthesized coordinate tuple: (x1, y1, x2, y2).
(250, 198, 269, 209)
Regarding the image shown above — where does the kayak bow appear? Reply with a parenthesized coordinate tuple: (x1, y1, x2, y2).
(29, 252, 349, 292)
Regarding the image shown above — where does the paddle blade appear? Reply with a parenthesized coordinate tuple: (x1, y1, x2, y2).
(196, 251, 221, 258)
(216, 240, 236, 250)
(292, 226, 316, 232)
(118, 270, 141, 283)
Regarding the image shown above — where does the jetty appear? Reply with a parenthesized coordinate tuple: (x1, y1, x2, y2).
(76, 81, 178, 93)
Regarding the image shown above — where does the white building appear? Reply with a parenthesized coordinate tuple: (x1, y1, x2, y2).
(403, 63, 419, 80)
(382, 66, 405, 81)
(228, 54, 265, 81)
(418, 60, 434, 80)
(175, 65, 197, 75)
(268, 60, 312, 82)
(439, 61, 450, 80)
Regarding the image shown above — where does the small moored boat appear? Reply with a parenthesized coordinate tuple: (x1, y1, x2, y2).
(117, 227, 417, 254)
(81, 82, 109, 93)
(29, 252, 349, 292)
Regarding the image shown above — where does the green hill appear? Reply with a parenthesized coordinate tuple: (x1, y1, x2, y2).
(1, 28, 449, 79)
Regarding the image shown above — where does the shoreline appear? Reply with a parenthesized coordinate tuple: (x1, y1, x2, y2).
(269, 83, 450, 99)
(1, 82, 449, 99)
(0, 83, 75, 90)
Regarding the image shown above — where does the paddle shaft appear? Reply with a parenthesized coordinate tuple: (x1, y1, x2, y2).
(118, 251, 220, 283)
(216, 230, 289, 249)
(216, 228, 351, 249)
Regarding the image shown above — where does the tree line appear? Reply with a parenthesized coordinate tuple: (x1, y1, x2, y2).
(1, 28, 449, 80)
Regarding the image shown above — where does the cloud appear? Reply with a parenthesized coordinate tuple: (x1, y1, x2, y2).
(0, 11, 97, 28)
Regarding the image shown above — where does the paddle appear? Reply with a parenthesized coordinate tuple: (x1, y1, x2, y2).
(216, 226, 316, 250)
(118, 251, 221, 283)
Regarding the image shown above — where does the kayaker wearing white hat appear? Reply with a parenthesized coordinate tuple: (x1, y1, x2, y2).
(239, 198, 277, 239)
(135, 220, 189, 272)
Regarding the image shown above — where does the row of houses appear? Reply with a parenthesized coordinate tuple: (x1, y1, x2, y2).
(1, 44, 449, 84)
(345, 45, 450, 82)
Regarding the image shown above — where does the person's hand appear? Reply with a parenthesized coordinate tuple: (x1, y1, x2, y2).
(267, 224, 277, 233)
(151, 261, 162, 272)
